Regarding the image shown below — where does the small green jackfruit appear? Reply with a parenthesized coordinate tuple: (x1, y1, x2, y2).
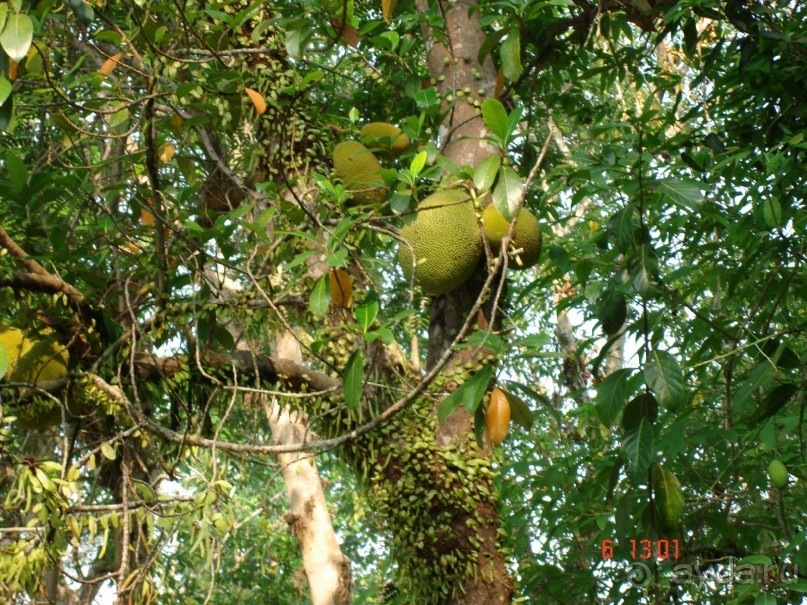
(481, 205, 542, 270)
(398, 190, 482, 295)
(333, 141, 388, 206)
(768, 459, 789, 490)
(359, 122, 411, 157)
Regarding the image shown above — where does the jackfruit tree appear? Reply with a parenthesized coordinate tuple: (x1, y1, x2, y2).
(1, 1, 806, 604)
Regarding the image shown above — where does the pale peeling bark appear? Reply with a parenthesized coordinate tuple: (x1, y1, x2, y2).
(210, 269, 351, 605)
(262, 330, 352, 605)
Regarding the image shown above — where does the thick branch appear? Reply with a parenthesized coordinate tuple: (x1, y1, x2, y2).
(132, 350, 341, 394)
(0, 225, 85, 305)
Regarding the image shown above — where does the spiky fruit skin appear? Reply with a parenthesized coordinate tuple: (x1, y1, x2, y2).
(333, 141, 388, 206)
(359, 122, 410, 157)
(0, 326, 71, 430)
(398, 190, 482, 296)
(486, 388, 511, 445)
(768, 459, 789, 490)
(481, 205, 543, 270)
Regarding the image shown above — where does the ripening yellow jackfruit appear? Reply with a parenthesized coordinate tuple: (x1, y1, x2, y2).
(359, 122, 411, 158)
(1, 326, 71, 429)
(0, 327, 25, 380)
(333, 141, 388, 206)
(398, 190, 483, 295)
(481, 205, 542, 270)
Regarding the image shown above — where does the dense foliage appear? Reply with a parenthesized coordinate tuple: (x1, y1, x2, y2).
(0, 0, 805, 603)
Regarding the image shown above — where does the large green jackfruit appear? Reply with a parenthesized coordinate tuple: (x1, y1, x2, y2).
(398, 190, 482, 295)
(1, 326, 71, 429)
(333, 141, 388, 206)
(481, 205, 542, 270)
(359, 122, 411, 158)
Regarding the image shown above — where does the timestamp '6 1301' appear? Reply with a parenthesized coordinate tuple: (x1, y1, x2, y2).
(601, 539, 680, 560)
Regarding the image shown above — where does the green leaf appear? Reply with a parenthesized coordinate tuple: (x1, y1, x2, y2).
(6, 151, 26, 192)
(505, 105, 523, 141)
(507, 381, 562, 427)
(308, 274, 329, 319)
(501, 388, 533, 430)
(365, 327, 394, 345)
(608, 207, 638, 253)
(652, 464, 684, 533)
(353, 296, 379, 333)
(0, 76, 11, 106)
(644, 350, 687, 412)
(0, 344, 8, 379)
(514, 333, 552, 349)
(622, 418, 653, 480)
(481, 98, 509, 142)
(109, 107, 129, 134)
(652, 178, 704, 212)
(342, 351, 364, 410)
(215, 326, 235, 351)
(473, 400, 486, 448)
(473, 153, 501, 193)
(746, 383, 798, 424)
(409, 150, 427, 176)
(285, 29, 304, 59)
(477, 29, 507, 64)
(415, 86, 438, 111)
(438, 366, 493, 422)
(762, 196, 782, 228)
(629, 244, 658, 297)
(500, 30, 522, 82)
(595, 368, 632, 427)
(74, 1, 94, 25)
(621, 393, 658, 433)
(390, 189, 412, 214)
(594, 288, 627, 335)
(740, 555, 774, 566)
(0, 5, 8, 34)
(492, 165, 522, 221)
(0, 13, 33, 62)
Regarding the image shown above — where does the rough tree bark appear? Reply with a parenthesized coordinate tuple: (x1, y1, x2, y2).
(415, 0, 513, 602)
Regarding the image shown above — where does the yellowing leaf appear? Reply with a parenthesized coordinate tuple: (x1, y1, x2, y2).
(169, 112, 184, 134)
(332, 20, 359, 48)
(244, 87, 267, 115)
(101, 442, 116, 461)
(140, 208, 155, 226)
(495, 66, 504, 99)
(486, 388, 511, 445)
(329, 269, 353, 308)
(99, 52, 122, 76)
(382, 0, 398, 23)
(158, 142, 175, 163)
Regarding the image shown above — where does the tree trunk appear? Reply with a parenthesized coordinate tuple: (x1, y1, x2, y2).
(414, 1, 514, 602)
(264, 330, 352, 605)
